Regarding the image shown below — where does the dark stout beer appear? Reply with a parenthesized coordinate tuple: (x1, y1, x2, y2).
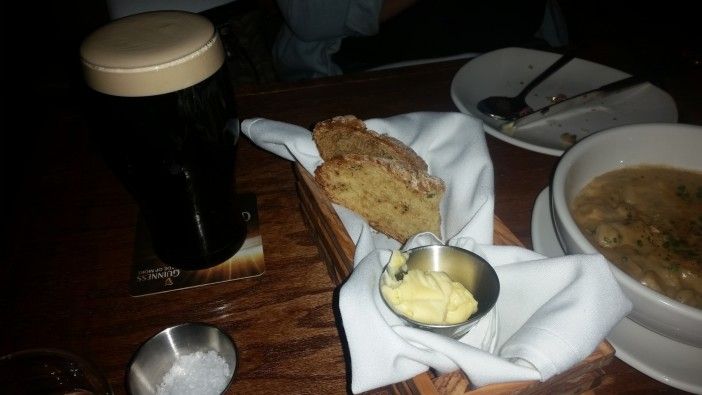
(81, 11, 246, 270)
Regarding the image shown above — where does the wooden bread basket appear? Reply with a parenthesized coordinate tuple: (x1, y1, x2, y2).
(294, 163, 614, 395)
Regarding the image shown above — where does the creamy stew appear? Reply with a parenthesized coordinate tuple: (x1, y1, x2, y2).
(571, 165, 702, 309)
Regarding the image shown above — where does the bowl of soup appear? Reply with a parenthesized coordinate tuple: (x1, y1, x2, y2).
(551, 122, 702, 347)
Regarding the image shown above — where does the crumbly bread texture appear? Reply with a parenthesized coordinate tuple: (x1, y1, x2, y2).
(314, 133, 445, 243)
(313, 115, 428, 172)
(313, 115, 445, 242)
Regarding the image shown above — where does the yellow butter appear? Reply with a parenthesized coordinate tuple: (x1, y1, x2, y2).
(381, 250, 478, 325)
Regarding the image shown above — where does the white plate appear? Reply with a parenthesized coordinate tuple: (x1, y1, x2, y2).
(450, 47, 678, 156)
(531, 187, 702, 394)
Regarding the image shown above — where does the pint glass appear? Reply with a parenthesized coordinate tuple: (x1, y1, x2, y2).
(81, 11, 247, 270)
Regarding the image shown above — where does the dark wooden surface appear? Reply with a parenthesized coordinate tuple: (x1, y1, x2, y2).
(2, 55, 698, 394)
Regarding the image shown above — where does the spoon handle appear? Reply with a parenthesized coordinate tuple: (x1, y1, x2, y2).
(516, 50, 577, 100)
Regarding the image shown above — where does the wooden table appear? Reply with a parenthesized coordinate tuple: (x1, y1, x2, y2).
(2, 56, 697, 394)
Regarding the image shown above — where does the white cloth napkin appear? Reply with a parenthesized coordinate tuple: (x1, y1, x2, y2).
(241, 112, 632, 393)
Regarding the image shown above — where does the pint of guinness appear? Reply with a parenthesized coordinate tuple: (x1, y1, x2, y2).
(81, 11, 246, 270)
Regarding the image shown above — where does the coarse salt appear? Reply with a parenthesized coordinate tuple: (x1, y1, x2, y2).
(156, 350, 231, 395)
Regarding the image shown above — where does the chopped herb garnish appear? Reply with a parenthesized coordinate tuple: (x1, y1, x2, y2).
(676, 184, 691, 200)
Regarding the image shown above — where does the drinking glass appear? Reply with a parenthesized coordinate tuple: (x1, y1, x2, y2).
(0, 348, 113, 394)
(80, 11, 247, 270)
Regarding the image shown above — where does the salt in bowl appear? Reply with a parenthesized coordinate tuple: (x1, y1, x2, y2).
(127, 322, 237, 395)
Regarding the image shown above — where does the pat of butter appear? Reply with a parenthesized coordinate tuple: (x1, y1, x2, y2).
(381, 250, 478, 325)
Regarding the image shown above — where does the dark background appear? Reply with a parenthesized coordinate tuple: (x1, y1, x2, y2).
(2, 0, 699, 244)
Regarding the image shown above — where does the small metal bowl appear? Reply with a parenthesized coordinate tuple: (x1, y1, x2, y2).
(127, 323, 237, 395)
(380, 245, 500, 339)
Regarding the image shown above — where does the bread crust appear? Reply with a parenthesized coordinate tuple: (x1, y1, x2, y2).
(312, 115, 445, 242)
(313, 115, 428, 172)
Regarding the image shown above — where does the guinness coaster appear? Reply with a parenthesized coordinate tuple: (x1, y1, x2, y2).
(129, 193, 265, 296)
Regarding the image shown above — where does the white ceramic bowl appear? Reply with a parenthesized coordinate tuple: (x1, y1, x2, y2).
(551, 122, 702, 347)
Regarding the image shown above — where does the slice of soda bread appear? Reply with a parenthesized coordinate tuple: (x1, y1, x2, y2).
(313, 116, 445, 243)
(315, 154, 444, 242)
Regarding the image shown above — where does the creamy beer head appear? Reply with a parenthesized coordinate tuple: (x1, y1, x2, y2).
(80, 11, 225, 97)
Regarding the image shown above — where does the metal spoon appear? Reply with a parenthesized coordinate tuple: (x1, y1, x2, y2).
(476, 50, 576, 122)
